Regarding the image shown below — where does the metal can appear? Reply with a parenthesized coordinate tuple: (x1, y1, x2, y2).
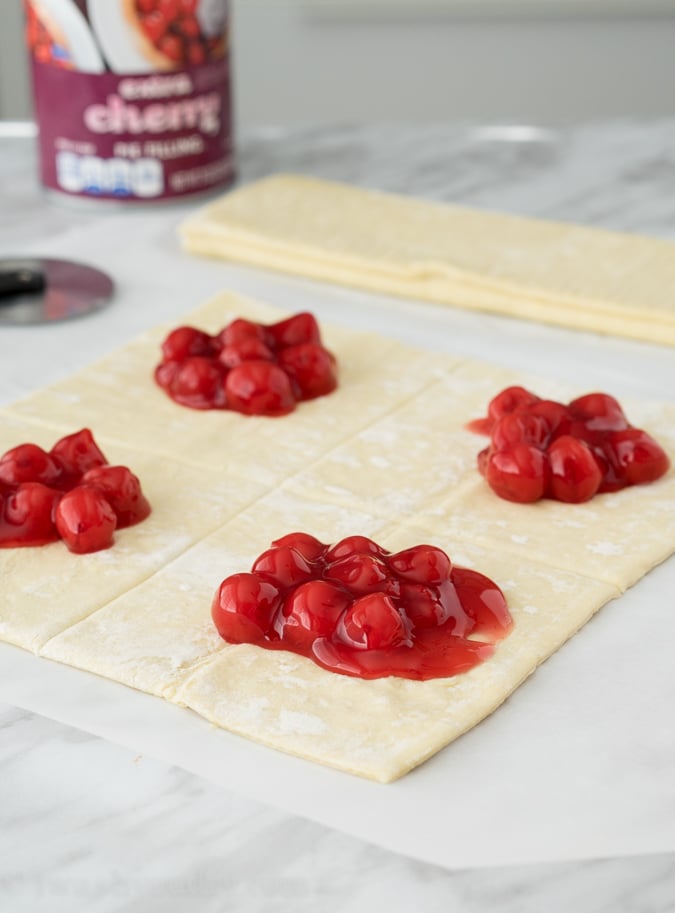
(25, 0, 234, 202)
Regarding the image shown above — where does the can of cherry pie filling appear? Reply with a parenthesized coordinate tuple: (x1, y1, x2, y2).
(24, 0, 234, 202)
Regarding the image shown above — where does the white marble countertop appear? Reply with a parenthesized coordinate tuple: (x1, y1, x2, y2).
(1, 121, 675, 911)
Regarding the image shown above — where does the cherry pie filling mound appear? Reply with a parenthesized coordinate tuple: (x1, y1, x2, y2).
(212, 533, 512, 681)
(0, 430, 151, 554)
(133, 0, 226, 67)
(469, 386, 670, 504)
(155, 312, 338, 416)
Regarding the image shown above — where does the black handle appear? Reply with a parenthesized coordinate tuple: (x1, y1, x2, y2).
(0, 266, 46, 302)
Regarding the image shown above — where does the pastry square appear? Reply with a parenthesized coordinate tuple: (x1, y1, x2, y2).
(0, 414, 266, 651)
(414, 402, 675, 591)
(172, 531, 618, 782)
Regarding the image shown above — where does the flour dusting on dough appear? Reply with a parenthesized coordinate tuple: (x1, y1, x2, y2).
(278, 710, 328, 736)
(587, 541, 624, 556)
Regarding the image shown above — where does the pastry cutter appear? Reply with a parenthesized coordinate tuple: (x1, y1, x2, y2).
(0, 258, 114, 325)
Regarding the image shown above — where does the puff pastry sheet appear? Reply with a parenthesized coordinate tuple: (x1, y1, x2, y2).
(3, 292, 675, 782)
(180, 174, 675, 346)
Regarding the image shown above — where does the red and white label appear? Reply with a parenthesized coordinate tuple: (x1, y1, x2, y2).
(26, 1, 233, 201)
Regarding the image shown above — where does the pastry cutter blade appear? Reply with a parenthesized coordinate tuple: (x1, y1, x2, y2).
(0, 258, 114, 325)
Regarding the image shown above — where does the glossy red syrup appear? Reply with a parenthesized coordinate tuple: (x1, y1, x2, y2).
(134, 0, 225, 67)
(212, 533, 512, 681)
(469, 386, 670, 504)
(0, 430, 151, 554)
(155, 313, 338, 416)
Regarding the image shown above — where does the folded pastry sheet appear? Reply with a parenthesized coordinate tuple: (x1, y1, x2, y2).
(180, 174, 675, 346)
(2, 292, 674, 781)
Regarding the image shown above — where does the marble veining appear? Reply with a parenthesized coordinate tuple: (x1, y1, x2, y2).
(2, 123, 675, 909)
(2, 703, 675, 913)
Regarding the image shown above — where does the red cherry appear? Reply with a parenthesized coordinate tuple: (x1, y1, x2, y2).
(186, 41, 206, 66)
(211, 573, 280, 644)
(605, 429, 670, 486)
(178, 0, 198, 13)
(485, 444, 548, 503)
(252, 545, 314, 589)
(80, 466, 151, 527)
(55, 487, 117, 554)
(552, 418, 595, 446)
(488, 386, 540, 422)
(157, 0, 180, 18)
(159, 34, 184, 62)
(267, 313, 321, 349)
(325, 536, 385, 562)
(388, 544, 451, 586)
(141, 10, 168, 44)
(225, 361, 295, 416)
(528, 399, 571, 436)
(170, 356, 225, 409)
(2, 483, 59, 545)
(588, 443, 616, 492)
(218, 338, 274, 369)
(569, 393, 628, 431)
(398, 583, 441, 629)
(270, 532, 326, 561)
(399, 580, 466, 631)
(161, 326, 215, 362)
(0, 443, 62, 488)
(325, 553, 390, 595)
(279, 580, 350, 650)
(341, 593, 411, 650)
(177, 15, 201, 39)
(491, 412, 551, 452)
(50, 429, 107, 481)
(278, 343, 338, 401)
(547, 435, 602, 503)
(218, 318, 266, 348)
(154, 360, 180, 390)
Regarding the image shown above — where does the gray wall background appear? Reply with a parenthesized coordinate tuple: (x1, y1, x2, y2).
(2, 0, 675, 126)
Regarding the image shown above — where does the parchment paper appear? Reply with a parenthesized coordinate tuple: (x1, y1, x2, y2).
(1, 210, 674, 869)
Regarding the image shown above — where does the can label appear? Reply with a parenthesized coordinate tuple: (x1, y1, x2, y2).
(25, 1, 233, 201)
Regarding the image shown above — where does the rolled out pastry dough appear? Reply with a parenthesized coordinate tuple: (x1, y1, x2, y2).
(0, 413, 267, 652)
(2, 292, 675, 781)
(180, 175, 675, 346)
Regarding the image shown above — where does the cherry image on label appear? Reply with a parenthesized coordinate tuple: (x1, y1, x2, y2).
(24, 1, 74, 69)
(155, 312, 338, 416)
(0, 429, 151, 554)
(133, 0, 226, 68)
(469, 386, 671, 504)
(212, 534, 512, 681)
